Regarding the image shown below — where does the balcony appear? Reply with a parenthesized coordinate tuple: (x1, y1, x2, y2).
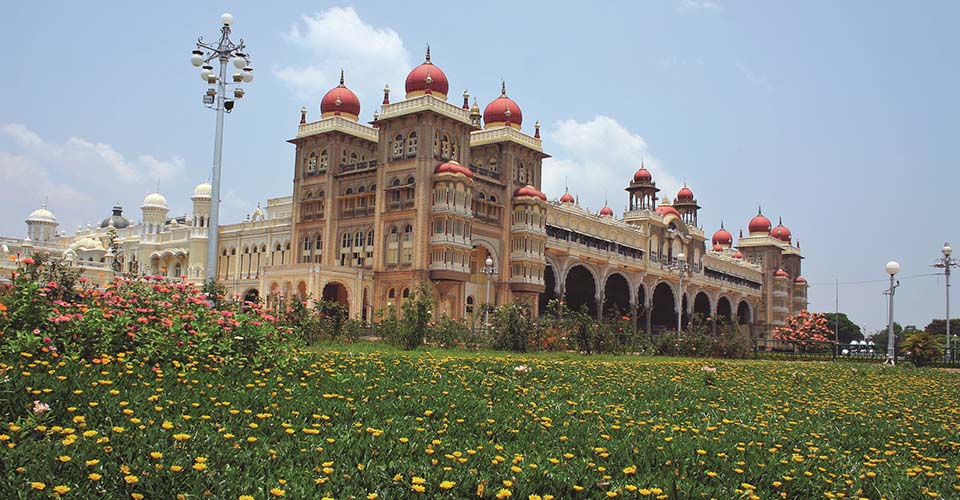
(336, 159, 378, 176)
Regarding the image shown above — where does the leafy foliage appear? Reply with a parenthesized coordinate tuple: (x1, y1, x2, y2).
(772, 311, 833, 350)
(900, 330, 944, 367)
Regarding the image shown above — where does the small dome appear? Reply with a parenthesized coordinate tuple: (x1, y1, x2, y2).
(732, 250, 744, 259)
(711, 225, 733, 246)
(770, 218, 792, 242)
(712, 243, 723, 252)
(483, 82, 522, 129)
(513, 185, 547, 201)
(100, 205, 131, 229)
(27, 207, 57, 224)
(748, 208, 771, 235)
(632, 166, 652, 183)
(320, 70, 361, 119)
(405, 47, 449, 99)
(598, 205, 614, 217)
(774, 268, 790, 278)
(434, 160, 474, 178)
(655, 198, 680, 218)
(794, 276, 807, 284)
(143, 192, 168, 210)
(559, 191, 575, 204)
(72, 235, 105, 252)
(676, 185, 695, 201)
(193, 182, 212, 199)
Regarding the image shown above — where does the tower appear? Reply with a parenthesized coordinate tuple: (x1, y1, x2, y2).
(25, 202, 59, 243)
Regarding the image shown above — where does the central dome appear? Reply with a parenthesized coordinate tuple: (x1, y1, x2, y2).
(193, 182, 212, 199)
(405, 47, 449, 99)
(748, 208, 771, 235)
(483, 82, 522, 129)
(320, 70, 361, 120)
(27, 206, 57, 224)
(143, 192, 168, 210)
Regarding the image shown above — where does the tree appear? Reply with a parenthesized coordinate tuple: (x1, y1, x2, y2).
(870, 322, 910, 350)
(821, 312, 863, 344)
(923, 318, 960, 336)
(900, 330, 944, 367)
(772, 311, 833, 351)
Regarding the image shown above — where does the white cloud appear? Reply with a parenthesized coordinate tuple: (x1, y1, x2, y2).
(542, 116, 683, 216)
(680, 0, 723, 12)
(274, 7, 412, 112)
(0, 123, 190, 236)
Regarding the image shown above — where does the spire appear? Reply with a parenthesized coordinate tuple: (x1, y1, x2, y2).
(156, 180, 160, 193)
(778, 216, 783, 225)
(299, 106, 307, 124)
(425, 44, 431, 63)
(758, 205, 763, 215)
(739, 228, 744, 238)
(382, 83, 390, 105)
(339, 68, 345, 86)
(501, 80, 507, 96)
(462, 89, 470, 109)
(720, 220, 725, 229)
(43, 196, 48, 209)
(534, 120, 541, 139)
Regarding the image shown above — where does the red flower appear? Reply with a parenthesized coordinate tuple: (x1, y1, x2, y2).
(22, 257, 35, 265)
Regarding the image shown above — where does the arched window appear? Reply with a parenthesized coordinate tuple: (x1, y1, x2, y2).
(307, 152, 317, 172)
(489, 195, 497, 203)
(392, 178, 401, 187)
(358, 186, 366, 193)
(341, 149, 347, 165)
(354, 230, 364, 248)
(370, 184, 376, 192)
(407, 131, 418, 156)
(402, 288, 410, 299)
(478, 192, 486, 200)
(393, 134, 404, 159)
(388, 288, 396, 298)
(320, 149, 328, 169)
(406, 176, 415, 185)
(367, 230, 374, 246)
(304, 237, 312, 250)
(488, 156, 498, 172)
(440, 134, 451, 159)
(345, 187, 354, 195)
(350, 152, 358, 163)
(466, 295, 475, 314)
(305, 191, 314, 200)
(342, 233, 351, 248)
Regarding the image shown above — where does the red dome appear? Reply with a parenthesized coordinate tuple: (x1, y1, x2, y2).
(559, 192, 575, 203)
(711, 226, 733, 246)
(633, 166, 652, 183)
(483, 82, 522, 128)
(677, 185, 694, 201)
(598, 205, 614, 217)
(405, 47, 449, 99)
(712, 243, 723, 252)
(434, 161, 473, 178)
(748, 209, 772, 234)
(770, 218, 792, 242)
(794, 276, 807, 284)
(320, 71, 361, 119)
(732, 250, 744, 259)
(774, 268, 790, 278)
(656, 204, 680, 218)
(513, 185, 546, 200)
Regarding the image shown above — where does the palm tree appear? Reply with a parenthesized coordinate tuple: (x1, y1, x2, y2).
(900, 330, 944, 367)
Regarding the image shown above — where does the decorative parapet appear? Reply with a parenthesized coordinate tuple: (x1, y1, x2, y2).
(470, 126, 543, 153)
(380, 94, 472, 124)
(295, 116, 378, 142)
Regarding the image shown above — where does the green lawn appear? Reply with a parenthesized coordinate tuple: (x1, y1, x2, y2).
(2, 343, 959, 499)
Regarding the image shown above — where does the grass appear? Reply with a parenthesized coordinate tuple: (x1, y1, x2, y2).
(2, 343, 959, 499)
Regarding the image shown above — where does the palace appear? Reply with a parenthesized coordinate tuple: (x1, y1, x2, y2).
(1, 49, 808, 335)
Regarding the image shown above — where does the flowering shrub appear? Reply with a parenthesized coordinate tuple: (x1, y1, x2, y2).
(0, 257, 297, 366)
(772, 310, 833, 352)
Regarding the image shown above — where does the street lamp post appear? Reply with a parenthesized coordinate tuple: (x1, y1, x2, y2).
(191, 13, 254, 284)
(668, 252, 688, 337)
(884, 261, 901, 366)
(482, 256, 496, 326)
(932, 243, 958, 361)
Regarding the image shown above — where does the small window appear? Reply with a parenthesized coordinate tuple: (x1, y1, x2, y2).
(406, 176, 415, 185)
(402, 288, 410, 299)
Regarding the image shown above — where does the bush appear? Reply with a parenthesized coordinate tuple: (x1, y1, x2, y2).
(380, 283, 434, 350)
(900, 330, 943, 367)
(427, 316, 471, 348)
(490, 303, 537, 352)
(0, 257, 297, 366)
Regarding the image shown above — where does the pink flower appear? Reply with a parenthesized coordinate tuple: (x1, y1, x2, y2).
(22, 257, 35, 265)
(32, 400, 50, 415)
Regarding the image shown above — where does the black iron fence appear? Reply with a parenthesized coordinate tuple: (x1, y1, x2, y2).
(753, 338, 960, 367)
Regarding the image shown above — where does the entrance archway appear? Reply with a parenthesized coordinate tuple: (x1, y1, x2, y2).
(637, 284, 647, 331)
(538, 265, 559, 316)
(651, 282, 676, 332)
(322, 282, 350, 312)
(603, 273, 631, 319)
(737, 301, 751, 325)
(693, 292, 711, 320)
(565, 265, 597, 317)
(717, 296, 732, 321)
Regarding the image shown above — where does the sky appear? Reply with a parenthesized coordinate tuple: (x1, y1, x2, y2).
(1, 1, 957, 334)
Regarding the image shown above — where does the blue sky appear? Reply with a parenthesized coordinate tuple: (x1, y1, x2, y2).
(1, 1, 957, 333)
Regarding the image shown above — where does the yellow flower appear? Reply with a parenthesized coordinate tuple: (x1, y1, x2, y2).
(412, 476, 426, 485)
(239, 496, 255, 500)
(440, 481, 456, 490)
(623, 465, 637, 475)
(411, 485, 426, 493)
(150, 451, 163, 459)
(85, 459, 100, 466)
(131, 494, 144, 500)
(170, 465, 183, 472)
(88, 473, 102, 481)
(270, 488, 285, 497)
(172, 433, 191, 441)
(124, 475, 139, 484)
(367, 494, 379, 500)
(496, 489, 513, 499)
(193, 463, 208, 471)
(53, 485, 71, 495)
(58, 455, 71, 462)
(31, 482, 46, 490)
(606, 492, 618, 498)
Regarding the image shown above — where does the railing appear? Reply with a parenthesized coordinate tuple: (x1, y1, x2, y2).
(467, 163, 502, 179)
(380, 94, 472, 123)
(296, 116, 378, 141)
(470, 126, 543, 152)
(337, 160, 378, 175)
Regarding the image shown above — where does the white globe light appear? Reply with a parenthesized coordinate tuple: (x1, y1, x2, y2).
(485, 256, 493, 267)
(221, 13, 234, 25)
(200, 69, 211, 82)
(242, 68, 253, 83)
(943, 244, 952, 257)
(191, 52, 204, 67)
(677, 252, 685, 261)
(885, 261, 901, 276)
(232, 56, 246, 69)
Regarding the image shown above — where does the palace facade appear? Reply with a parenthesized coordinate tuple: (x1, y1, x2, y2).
(1, 49, 808, 334)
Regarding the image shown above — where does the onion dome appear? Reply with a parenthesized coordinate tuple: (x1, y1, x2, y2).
(434, 160, 474, 178)
(71, 235, 105, 252)
(732, 250, 744, 259)
(794, 276, 807, 284)
(712, 243, 723, 252)
(483, 81, 523, 129)
(676, 184, 695, 201)
(748, 206, 772, 235)
(774, 268, 789, 278)
(513, 185, 547, 200)
(633, 164, 652, 183)
(100, 205, 131, 229)
(598, 205, 614, 217)
(142, 192, 168, 210)
(711, 223, 733, 246)
(405, 46, 449, 100)
(26, 206, 57, 224)
(320, 70, 361, 120)
(655, 197, 680, 218)
(559, 191, 575, 204)
(770, 217, 792, 242)
(193, 181, 212, 199)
